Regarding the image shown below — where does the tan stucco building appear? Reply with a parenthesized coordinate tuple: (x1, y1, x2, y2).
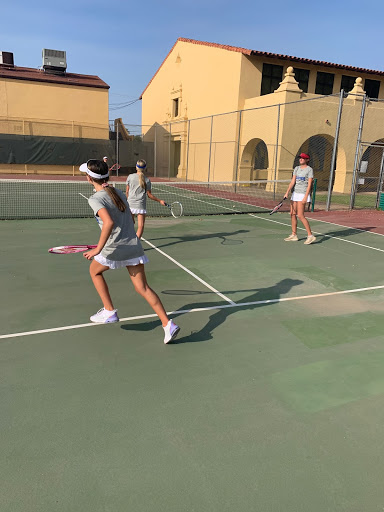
(141, 38, 384, 193)
(0, 55, 110, 175)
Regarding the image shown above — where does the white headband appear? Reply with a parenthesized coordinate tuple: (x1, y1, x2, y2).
(79, 162, 109, 179)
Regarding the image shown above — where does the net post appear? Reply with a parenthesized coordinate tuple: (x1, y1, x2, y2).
(375, 148, 384, 209)
(349, 93, 367, 209)
(326, 89, 344, 211)
(311, 178, 317, 212)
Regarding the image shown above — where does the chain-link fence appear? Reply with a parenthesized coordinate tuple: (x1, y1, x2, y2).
(135, 92, 384, 211)
(2, 93, 384, 210)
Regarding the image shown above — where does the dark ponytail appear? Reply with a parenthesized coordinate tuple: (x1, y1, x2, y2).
(87, 160, 126, 212)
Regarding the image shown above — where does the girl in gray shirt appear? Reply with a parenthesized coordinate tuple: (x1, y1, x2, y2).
(80, 159, 180, 344)
(126, 159, 166, 238)
(283, 153, 316, 245)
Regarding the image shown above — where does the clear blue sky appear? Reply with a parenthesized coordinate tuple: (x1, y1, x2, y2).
(2, 0, 383, 126)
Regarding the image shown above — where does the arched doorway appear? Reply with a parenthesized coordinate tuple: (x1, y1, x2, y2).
(358, 139, 384, 192)
(253, 139, 269, 174)
(294, 135, 334, 191)
(239, 138, 269, 181)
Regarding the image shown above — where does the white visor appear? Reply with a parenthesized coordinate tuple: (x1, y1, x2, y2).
(79, 162, 109, 179)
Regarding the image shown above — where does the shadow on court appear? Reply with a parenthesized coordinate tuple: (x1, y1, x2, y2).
(144, 229, 250, 249)
(313, 227, 378, 244)
(121, 278, 303, 343)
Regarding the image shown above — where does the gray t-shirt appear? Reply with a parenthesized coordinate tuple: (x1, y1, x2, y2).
(126, 173, 152, 209)
(293, 166, 314, 194)
(88, 188, 144, 261)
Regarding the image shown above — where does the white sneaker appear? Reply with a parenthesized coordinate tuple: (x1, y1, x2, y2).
(90, 308, 119, 323)
(304, 235, 316, 245)
(163, 320, 180, 344)
(284, 234, 298, 241)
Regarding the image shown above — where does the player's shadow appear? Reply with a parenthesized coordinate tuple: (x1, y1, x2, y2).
(143, 229, 249, 249)
(311, 227, 377, 244)
(121, 278, 303, 343)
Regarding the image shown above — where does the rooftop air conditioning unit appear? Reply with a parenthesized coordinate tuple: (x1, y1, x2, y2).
(0, 51, 14, 66)
(42, 48, 67, 74)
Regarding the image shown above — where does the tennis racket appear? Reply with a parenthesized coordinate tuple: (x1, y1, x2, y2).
(270, 198, 286, 215)
(49, 245, 97, 254)
(165, 201, 183, 218)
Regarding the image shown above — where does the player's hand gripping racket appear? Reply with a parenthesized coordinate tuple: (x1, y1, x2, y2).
(165, 201, 183, 218)
(49, 245, 97, 254)
(270, 197, 286, 215)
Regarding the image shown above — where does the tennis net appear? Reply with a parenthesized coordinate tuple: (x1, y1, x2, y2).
(0, 179, 293, 220)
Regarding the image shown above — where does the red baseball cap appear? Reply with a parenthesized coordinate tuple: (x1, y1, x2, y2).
(299, 153, 310, 159)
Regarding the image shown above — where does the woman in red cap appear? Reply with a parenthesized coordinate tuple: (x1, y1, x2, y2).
(283, 153, 316, 245)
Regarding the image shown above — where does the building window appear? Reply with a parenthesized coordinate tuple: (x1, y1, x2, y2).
(261, 63, 283, 96)
(293, 68, 310, 92)
(365, 79, 380, 99)
(340, 75, 357, 92)
(315, 72, 335, 95)
(173, 98, 179, 117)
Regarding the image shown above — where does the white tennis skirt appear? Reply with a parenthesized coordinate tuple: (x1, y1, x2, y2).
(94, 253, 149, 269)
(130, 208, 147, 214)
(291, 192, 311, 203)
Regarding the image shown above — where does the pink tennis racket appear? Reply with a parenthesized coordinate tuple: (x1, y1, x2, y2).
(49, 245, 97, 254)
(270, 198, 286, 215)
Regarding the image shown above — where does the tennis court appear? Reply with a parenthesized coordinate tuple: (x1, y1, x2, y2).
(2, 183, 384, 511)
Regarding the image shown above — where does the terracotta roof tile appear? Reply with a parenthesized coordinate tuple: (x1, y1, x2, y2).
(140, 37, 384, 98)
(0, 65, 109, 89)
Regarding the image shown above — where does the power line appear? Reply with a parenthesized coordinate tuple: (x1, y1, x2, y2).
(109, 98, 140, 110)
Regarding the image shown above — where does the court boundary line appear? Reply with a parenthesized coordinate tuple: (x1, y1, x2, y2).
(1, 284, 384, 340)
(306, 215, 384, 237)
(153, 187, 384, 251)
(248, 214, 384, 253)
(142, 238, 235, 305)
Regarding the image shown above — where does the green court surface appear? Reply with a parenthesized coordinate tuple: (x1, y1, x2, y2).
(2, 212, 384, 511)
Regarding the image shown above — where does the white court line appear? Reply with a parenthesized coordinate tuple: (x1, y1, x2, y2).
(142, 238, 235, 305)
(157, 187, 384, 252)
(2, 284, 384, 340)
(248, 214, 384, 253)
(306, 215, 384, 237)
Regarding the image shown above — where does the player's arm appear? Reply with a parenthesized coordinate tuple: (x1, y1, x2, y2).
(125, 185, 130, 198)
(84, 208, 114, 259)
(284, 175, 296, 199)
(147, 190, 166, 206)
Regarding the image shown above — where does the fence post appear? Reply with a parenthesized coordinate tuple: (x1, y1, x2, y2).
(154, 124, 157, 177)
(234, 110, 242, 185)
(185, 119, 190, 182)
(116, 121, 119, 178)
(273, 104, 281, 199)
(207, 115, 213, 183)
(168, 122, 171, 179)
(349, 94, 367, 209)
(326, 89, 344, 210)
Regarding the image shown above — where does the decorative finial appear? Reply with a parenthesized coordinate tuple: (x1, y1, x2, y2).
(274, 67, 302, 94)
(347, 77, 366, 100)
